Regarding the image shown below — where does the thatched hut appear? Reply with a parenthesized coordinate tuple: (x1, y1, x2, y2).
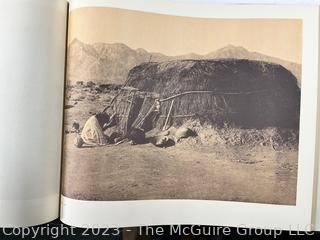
(108, 59, 300, 136)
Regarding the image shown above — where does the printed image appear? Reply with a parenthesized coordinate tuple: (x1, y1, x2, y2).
(62, 7, 302, 205)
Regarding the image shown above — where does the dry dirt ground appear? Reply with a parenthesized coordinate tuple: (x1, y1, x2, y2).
(61, 86, 298, 205)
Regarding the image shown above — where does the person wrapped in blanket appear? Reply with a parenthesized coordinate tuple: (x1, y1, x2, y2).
(74, 112, 116, 148)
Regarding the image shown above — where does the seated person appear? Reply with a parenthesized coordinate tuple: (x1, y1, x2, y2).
(75, 112, 116, 148)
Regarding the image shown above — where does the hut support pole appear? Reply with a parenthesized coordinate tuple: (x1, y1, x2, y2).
(125, 97, 134, 135)
(163, 99, 175, 131)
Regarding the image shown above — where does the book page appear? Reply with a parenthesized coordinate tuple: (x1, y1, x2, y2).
(0, 0, 67, 227)
(61, 0, 319, 230)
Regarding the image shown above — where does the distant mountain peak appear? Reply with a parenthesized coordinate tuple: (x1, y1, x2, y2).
(109, 42, 130, 48)
(70, 38, 82, 46)
(224, 44, 239, 48)
(136, 48, 148, 54)
(67, 39, 301, 87)
(216, 44, 249, 53)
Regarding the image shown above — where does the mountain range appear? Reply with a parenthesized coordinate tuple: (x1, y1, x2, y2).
(67, 39, 301, 87)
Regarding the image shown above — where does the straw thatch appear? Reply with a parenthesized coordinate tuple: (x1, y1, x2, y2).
(109, 59, 300, 135)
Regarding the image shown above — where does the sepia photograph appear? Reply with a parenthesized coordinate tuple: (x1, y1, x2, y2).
(62, 7, 302, 205)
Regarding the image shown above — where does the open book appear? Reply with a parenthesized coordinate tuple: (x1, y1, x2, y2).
(1, 0, 320, 231)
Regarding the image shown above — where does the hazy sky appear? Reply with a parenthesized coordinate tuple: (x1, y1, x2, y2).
(68, 7, 302, 63)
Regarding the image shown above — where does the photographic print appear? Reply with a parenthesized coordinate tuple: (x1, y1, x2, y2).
(62, 7, 302, 205)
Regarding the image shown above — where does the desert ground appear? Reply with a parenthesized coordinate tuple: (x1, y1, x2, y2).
(61, 83, 298, 205)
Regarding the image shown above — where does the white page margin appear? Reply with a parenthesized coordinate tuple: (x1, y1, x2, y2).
(0, 0, 68, 227)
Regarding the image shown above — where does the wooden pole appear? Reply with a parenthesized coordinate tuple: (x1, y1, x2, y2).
(159, 89, 269, 103)
(163, 99, 175, 131)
